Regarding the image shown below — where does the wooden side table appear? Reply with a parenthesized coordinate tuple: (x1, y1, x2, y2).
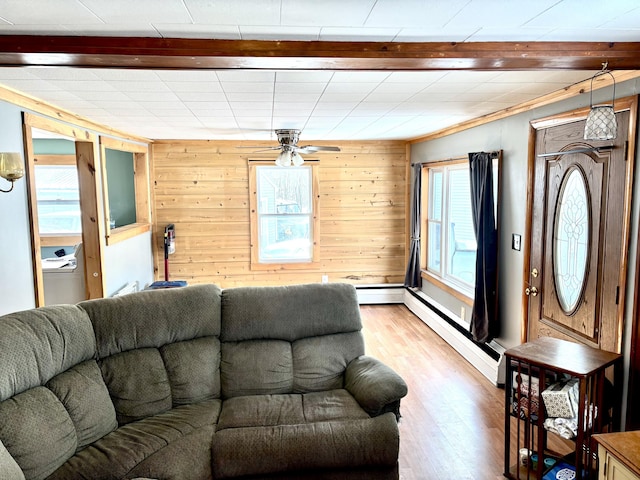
(504, 337, 622, 479)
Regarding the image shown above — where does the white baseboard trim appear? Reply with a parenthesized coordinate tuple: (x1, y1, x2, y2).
(356, 284, 405, 304)
(403, 289, 504, 386)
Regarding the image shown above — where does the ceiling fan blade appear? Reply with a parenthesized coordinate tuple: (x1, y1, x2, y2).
(296, 145, 341, 153)
(236, 146, 282, 151)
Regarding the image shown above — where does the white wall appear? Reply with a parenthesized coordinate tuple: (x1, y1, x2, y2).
(0, 101, 35, 314)
(103, 231, 154, 296)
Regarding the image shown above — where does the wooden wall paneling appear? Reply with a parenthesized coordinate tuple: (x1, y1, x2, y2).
(151, 140, 407, 287)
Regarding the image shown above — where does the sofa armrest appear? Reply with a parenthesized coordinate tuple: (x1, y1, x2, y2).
(345, 356, 408, 420)
(0, 438, 25, 480)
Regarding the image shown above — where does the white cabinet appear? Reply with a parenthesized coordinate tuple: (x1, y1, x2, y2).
(594, 432, 640, 480)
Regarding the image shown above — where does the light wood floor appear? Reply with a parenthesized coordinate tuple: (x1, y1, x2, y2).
(359, 304, 507, 480)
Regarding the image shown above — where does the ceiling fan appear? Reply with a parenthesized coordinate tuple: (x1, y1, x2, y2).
(240, 129, 340, 166)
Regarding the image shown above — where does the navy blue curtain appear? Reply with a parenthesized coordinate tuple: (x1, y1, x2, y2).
(404, 163, 422, 288)
(468, 152, 499, 343)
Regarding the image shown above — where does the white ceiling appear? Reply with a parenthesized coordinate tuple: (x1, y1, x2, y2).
(0, 0, 639, 141)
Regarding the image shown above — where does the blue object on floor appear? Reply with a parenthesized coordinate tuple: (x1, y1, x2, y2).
(148, 280, 188, 289)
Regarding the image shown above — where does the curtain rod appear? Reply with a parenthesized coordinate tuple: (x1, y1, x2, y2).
(411, 150, 500, 166)
(537, 145, 614, 158)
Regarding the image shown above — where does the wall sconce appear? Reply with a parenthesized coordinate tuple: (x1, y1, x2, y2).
(584, 64, 617, 141)
(0, 152, 25, 193)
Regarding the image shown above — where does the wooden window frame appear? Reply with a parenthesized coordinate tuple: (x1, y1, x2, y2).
(100, 136, 151, 246)
(249, 160, 320, 271)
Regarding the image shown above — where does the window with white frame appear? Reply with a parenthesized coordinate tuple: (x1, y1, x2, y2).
(35, 165, 82, 235)
(424, 162, 479, 296)
(250, 163, 319, 267)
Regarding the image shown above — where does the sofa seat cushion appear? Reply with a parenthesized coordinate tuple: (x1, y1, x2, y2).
(45, 399, 221, 480)
(212, 390, 398, 479)
(217, 390, 369, 430)
(217, 393, 304, 429)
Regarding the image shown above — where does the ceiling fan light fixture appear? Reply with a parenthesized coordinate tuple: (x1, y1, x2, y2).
(291, 151, 304, 166)
(275, 149, 292, 167)
(251, 128, 340, 166)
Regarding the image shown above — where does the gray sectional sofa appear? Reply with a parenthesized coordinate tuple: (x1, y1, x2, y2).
(0, 283, 407, 480)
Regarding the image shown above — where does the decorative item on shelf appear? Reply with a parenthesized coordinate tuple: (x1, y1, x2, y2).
(512, 371, 541, 420)
(584, 62, 617, 141)
(541, 460, 576, 480)
(0, 152, 25, 193)
(542, 377, 579, 419)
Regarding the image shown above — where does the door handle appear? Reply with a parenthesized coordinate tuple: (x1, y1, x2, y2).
(525, 286, 539, 297)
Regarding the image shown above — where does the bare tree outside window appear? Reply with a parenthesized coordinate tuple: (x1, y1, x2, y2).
(256, 166, 312, 262)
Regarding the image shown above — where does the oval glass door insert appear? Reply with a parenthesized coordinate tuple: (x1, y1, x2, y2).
(553, 167, 590, 313)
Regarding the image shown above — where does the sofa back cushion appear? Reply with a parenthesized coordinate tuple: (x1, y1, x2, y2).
(0, 305, 95, 402)
(161, 336, 221, 405)
(221, 340, 293, 397)
(45, 360, 117, 450)
(80, 284, 222, 424)
(220, 283, 365, 398)
(81, 284, 222, 358)
(221, 283, 362, 342)
(0, 306, 113, 479)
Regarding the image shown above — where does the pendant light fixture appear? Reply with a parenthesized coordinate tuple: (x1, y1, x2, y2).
(584, 63, 617, 141)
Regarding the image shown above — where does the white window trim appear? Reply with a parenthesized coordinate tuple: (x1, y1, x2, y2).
(34, 156, 83, 243)
(421, 159, 476, 303)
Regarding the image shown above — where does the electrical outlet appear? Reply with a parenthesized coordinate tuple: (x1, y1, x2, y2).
(321, 275, 328, 284)
(460, 306, 466, 320)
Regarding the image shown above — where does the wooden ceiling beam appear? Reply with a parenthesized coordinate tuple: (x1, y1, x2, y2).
(0, 36, 639, 70)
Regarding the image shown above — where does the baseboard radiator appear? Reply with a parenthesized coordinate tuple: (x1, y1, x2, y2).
(112, 281, 139, 297)
(355, 284, 405, 305)
(403, 288, 506, 386)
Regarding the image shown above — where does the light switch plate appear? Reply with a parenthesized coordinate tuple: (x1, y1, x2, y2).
(512, 234, 521, 251)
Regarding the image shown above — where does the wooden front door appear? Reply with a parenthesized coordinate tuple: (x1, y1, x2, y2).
(527, 106, 633, 354)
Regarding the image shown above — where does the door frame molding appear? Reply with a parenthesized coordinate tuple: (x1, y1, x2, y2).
(22, 112, 104, 305)
(523, 95, 638, 348)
